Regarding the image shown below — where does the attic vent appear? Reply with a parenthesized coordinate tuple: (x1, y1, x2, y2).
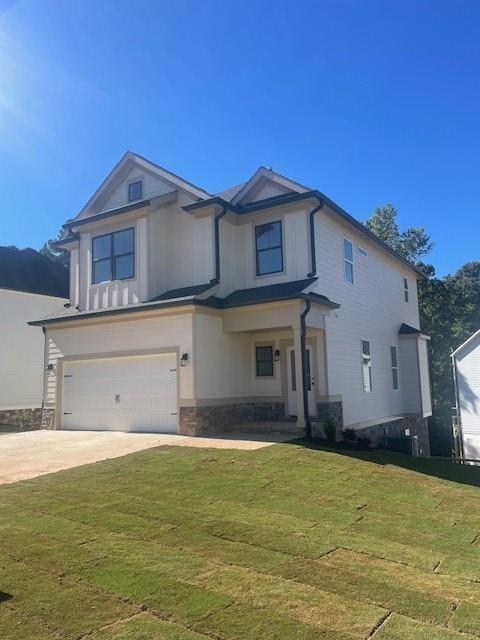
(358, 247, 368, 258)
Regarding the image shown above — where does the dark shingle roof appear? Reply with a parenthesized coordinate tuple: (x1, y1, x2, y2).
(149, 283, 213, 301)
(0, 247, 69, 298)
(203, 279, 339, 309)
(399, 323, 421, 335)
(29, 278, 339, 326)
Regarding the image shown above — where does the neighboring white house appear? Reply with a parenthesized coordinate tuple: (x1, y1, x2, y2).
(1, 248, 68, 428)
(452, 330, 480, 460)
(30, 152, 432, 454)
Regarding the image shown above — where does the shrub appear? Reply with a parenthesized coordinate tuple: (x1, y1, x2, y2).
(17, 409, 34, 432)
(323, 418, 337, 443)
(356, 436, 371, 450)
(341, 428, 357, 442)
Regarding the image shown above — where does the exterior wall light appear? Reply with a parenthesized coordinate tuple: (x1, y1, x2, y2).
(274, 349, 280, 362)
(180, 353, 189, 367)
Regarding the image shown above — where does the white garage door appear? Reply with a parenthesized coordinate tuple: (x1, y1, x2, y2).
(62, 353, 178, 433)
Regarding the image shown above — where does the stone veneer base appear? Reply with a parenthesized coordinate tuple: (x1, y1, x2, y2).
(179, 402, 286, 436)
(354, 415, 430, 457)
(0, 408, 44, 430)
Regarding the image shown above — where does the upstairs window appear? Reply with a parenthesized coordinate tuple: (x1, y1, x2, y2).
(256, 346, 274, 377)
(391, 346, 399, 390)
(255, 221, 283, 276)
(403, 277, 409, 302)
(92, 228, 135, 284)
(344, 238, 354, 283)
(361, 340, 372, 393)
(128, 180, 143, 202)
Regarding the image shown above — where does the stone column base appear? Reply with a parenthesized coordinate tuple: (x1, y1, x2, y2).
(312, 401, 344, 438)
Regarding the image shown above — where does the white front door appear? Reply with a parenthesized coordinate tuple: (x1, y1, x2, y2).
(286, 346, 316, 417)
(62, 353, 178, 433)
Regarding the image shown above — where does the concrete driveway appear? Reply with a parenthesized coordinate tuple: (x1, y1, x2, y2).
(0, 429, 292, 485)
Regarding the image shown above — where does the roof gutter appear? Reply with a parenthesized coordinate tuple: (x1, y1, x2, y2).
(307, 197, 324, 278)
(210, 206, 228, 285)
(300, 300, 312, 439)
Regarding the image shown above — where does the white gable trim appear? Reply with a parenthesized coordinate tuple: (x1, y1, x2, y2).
(231, 167, 310, 206)
(76, 152, 211, 219)
(452, 329, 480, 358)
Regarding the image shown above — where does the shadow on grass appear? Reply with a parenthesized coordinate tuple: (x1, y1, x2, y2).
(291, 437, 480, 490)
(0, 591, 12, 603)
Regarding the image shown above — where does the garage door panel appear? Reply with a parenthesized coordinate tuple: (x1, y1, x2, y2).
(62, 354, 177, 433)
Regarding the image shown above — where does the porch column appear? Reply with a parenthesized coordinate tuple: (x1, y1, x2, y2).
(292, 323, 306, 429)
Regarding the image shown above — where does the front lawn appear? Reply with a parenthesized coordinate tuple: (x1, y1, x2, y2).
(1, 441, 480, 639)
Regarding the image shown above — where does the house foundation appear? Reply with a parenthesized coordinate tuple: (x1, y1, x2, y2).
(179, 402, 286, 436)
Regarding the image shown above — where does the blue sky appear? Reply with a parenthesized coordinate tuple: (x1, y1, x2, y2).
(0, 0, 478, 277)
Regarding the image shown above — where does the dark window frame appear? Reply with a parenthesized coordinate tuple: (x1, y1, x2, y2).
(255, 345, 274, 377)
(128, 180, 143, 202)
(91, 227, 135, 285)
(255, 220, 284, 276)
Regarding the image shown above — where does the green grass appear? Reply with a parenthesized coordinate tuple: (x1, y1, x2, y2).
(2, 441, 480, 639)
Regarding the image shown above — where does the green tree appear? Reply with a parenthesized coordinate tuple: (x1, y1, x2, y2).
(39, 227, 70, 270)
(366, 203, 433, 263)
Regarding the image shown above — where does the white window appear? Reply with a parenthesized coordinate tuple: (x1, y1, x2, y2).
(128, 180, 143, 202)
(390, 346, 399, 390)
(344, 238, 354, 283)
(403, 277, 409, 302)
(361, 340, 372, 393)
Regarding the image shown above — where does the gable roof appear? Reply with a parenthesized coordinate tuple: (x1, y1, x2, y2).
(67, 153, 425, 279)
(452, 329, 480, 358)
(230, 166, 309, 206)
(0, 247, 69, 298)
(75, 151, 211, 219)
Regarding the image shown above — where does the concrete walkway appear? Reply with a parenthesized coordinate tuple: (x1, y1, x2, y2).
(0, 429, 293, 485)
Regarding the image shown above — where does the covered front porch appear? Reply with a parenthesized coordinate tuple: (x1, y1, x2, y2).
(179, 295, 341, 437)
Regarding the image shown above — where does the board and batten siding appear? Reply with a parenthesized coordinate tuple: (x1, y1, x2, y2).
(312, 208, 427, 427)
(454, 334, 480, 458)
(0, 289, 67, 410)
(44, 312, 194, 413)
(148, 192, 215, 300)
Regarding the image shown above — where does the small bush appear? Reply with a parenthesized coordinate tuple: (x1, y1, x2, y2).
(356, 436, 371, 450)
(323, 418, 337, 443)
(17, 410, 34, 432)
(341, 428, 357, 442)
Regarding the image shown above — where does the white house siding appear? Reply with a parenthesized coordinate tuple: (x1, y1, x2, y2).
(313, 208, 425, 428)
(44, 312, 194, 415)
(100, 165, 176, 213)
(455, 335, 480, 458)
(193, 311, 326, 403)
(194, 312, 290, 401)
(398, 337, 422, 414)
(77, 216, 148, 312)
(194, 312, 253, 400)
(69, 247, 80, 308)
(217, 206, 310, 297)
(0, 289, 66, 410)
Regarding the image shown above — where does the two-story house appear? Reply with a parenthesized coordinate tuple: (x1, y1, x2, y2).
(30, 152, 432, 454)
